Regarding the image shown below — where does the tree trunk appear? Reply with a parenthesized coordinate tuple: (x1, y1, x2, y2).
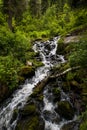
(7, 11, 13, 31)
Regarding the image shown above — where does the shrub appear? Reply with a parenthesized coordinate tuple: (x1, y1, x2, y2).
(69, 39, 87, 68)
(0, 56, 21, 89)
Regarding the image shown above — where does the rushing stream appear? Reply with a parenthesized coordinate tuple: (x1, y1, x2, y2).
(0, 37, 74, 130)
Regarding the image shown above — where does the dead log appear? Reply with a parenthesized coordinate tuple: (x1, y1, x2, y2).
(50, 66, 80, 79)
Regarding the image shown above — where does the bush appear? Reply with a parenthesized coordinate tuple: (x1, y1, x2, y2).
(69, 39, 87, 68)
(0, 28, 33, 89)
(0, 56, 21, 89)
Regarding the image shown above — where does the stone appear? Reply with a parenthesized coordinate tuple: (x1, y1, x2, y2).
(61, 121, 80, 130)
(10, 109, 18, 124)
(52, 88, 61, 102)
(19, 104, 37, 118)
(26, 61, 33, 66)
(55, 101, 74, 120)
(19, 66, 35, 79)
(15, 115, 45, 130)
(43, 110, 60, 123)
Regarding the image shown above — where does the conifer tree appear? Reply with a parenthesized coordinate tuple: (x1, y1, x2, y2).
(3, 0, 27, 31)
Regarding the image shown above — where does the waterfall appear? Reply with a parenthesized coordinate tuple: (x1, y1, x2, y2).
(0, 37, 66, 130)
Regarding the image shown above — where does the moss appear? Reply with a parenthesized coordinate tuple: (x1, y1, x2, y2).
(56, 101, 74, 120)
(56, 37, 65, 55)
(19, 66, 35, 79)
(33, 60, 44, 68)
(15, 116, 39, 130)
(80, 120, 87, 130)
(18, 76, 25, 84)
(62, 81, 71, 92)
(79, 111, 87, 130)
(52, 88, 61, 102)
(37, 94, 44, 102)
(71, 80, 80, 87)
(30, 88, 41, 98)
(20, 104, 37, 117)
(52, 88, 60, 95)
(31, 79, 48, 98)
(66, 72, 75, 81)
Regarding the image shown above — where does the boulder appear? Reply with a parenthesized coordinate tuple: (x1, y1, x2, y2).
(10, 109, 18, 124)
(19, 104, 37, 118)
(19, 66, 35, 79)
(55, 101, 74, 120)
(61, 121, 80, 130)
(15, 102, 45, 130)
(52, 88, 61, 102)
(15, 115, 45, 130)
(43, 110, 60, 123)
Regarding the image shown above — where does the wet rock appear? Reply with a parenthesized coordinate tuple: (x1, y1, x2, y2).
(43, 110, 60, 123)
(50, 54, 56, 61)
(19, 104, 37, 118)
(10, 109, 18, 124)
(15, 101, 45, 130)
(2, 126, 7, 130)
(45, 42, 51, 51)
(15, 115, 45, 130)
(55, 101, 74, 120)
(61, 120, 80, 130)
(52, 88, 61, 102)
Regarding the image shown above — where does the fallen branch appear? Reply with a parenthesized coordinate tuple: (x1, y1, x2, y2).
(33, 66, 80, 90)
(50, 66, 80, 79)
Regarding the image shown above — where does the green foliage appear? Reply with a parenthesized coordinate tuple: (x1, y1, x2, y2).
(79, 110, 87, 130)
(0, 28, 31, 61)
(74, 9, 87, 27)
(0, 56, 20, 89)
(57, 37, 65, 54)
(69, 39, 87, 68)
(0, 26, 33, 89)
(0, 0, 87, 93)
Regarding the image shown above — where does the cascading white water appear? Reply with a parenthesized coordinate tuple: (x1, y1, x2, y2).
(42, 82, 77, 130)
(0, 37, 65, 130)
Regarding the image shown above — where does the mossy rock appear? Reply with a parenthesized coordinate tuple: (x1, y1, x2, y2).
(18, 76, 25, 84)
(19, 104, 37, 118)
(70, 80, 82, 94)
(43, 110, 61, 123)
(10, 109, 18, 124)
(19, 66, 35, 79)
(62, 82, 70, 92)
(56, 101, 74, 120)
(37, 94, 44, 102)
(61, 121, 80, 130)
(52, 88, 60, 95)
(31, 78, 48, 98)
(52, 88, 61, 102)
(15, 115, 45, 130)
(66, 72, 75, 81)
(15, 116, 39, 130)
